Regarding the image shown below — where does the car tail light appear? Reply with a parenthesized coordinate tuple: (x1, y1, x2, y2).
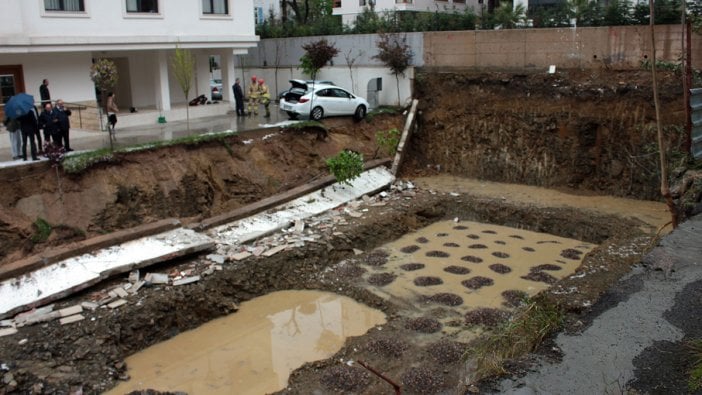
(299, 97, 309, 103)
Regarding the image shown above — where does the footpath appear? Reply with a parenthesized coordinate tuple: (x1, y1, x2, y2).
(496, 213, 702, 394)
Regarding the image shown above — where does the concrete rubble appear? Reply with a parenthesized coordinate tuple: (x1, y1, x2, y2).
(0, 175, 418, 337)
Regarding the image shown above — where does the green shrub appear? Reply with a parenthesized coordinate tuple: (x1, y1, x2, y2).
(31, 218, 52, 243)
(376, 128, 401, 157)
(326, 150, 364, 186)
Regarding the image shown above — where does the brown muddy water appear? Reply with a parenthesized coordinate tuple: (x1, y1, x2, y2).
(106, 290, 386, 395)
(360, 220, 594, 338)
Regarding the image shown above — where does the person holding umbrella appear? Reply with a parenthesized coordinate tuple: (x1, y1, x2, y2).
(4, 93, 41, 161)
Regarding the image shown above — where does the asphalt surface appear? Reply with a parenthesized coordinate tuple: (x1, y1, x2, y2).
(496, 214, 702, 394)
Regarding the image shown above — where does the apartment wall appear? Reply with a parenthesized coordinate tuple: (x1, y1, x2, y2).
(423, 25, 702, 70)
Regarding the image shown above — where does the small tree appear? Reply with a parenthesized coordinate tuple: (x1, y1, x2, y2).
(326, 150, 364, 186)
(373, 33, 413, 106)
(300, 39, 339, 118)
(343, 48, 365, 93)
(171, 44, 196, 131)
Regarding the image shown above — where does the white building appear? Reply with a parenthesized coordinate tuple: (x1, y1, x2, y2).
(332, 0, 472, 26)
(0, 0, 258, 128)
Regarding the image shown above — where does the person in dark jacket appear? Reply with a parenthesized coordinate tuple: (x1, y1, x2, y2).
(39, 79, 51, 106)
(39, 102, 62, 146)
(18, 108, 40, 161)
(55, 99, 73, 151)
(232, 78, 244, 116)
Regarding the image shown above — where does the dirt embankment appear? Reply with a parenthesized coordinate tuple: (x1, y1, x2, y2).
(406, 69, 688, 201)
(0, 116, 403, 265)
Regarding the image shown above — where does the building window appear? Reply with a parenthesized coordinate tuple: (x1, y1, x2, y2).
(333, 0, 341, 7)
(44, 0, 85, 12)
(395, 0, 412, 3)
(359, 0, 366, 5)
(126, 0, 158, 13)
(254, 7, 264, 24)
(203, 0, 228, 14)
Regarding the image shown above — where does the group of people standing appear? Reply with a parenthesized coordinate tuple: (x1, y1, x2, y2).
(232, 75, 271, 117)
(3, 79, 72, 161)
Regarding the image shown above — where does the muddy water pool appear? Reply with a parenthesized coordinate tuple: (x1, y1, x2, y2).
(106, 290, 385, 395)
(360, 220, 595, 333)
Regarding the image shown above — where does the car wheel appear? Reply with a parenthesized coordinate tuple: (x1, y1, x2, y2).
(311, 106, 324, 121)
(353, 105, 366, 121)
(286, 111, 299, 120)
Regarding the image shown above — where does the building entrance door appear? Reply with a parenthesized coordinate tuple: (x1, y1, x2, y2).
(0, 65, 26, 120)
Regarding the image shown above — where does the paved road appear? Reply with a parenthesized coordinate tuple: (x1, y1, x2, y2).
(495, 213, 702, 394)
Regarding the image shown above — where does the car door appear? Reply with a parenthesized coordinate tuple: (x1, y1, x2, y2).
(330, 88, 354, 115)
(313, 88, 333, 114)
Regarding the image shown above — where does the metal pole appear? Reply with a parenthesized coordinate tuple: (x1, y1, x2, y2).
(356, 360, 401, 394)
(684, 21, 693, 156)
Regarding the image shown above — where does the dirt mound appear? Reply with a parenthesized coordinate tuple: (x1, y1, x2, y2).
(0, 115, 403, 266)
(405, 69, 687, 200)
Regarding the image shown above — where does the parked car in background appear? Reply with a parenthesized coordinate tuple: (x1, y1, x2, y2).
(277, 80, 334, 101)
(210, 79, 223, 101)
(279, 80, 368, 121)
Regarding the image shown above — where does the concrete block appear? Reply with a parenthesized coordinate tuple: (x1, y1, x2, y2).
(231, 251, 252, 261)
(0, 327, 18, 337)
(107, 299, 127, 309)
(263, 245, 287, 257)
(113, 287, 129, 298)
(206, 254, 226, 264)
(128, 270, 140, 284)
(58, 305, 83, 318)
(0, 319, 14, 327)
(173, 276, 200, 286)
(81, 302, 99, 311)
(145, 273, 169, 284)
(59, 314, 84, 325)
(128, 281, 145, 294)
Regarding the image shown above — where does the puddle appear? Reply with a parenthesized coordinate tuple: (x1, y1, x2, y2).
(360, 220, 594, 326)
(106, 290, 385, 395)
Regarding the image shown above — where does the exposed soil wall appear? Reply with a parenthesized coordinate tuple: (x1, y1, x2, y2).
(405, 69, 688, 201)
(0, 116, 403, 265)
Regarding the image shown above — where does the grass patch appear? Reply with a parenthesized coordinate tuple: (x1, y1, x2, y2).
(366, 106, 401, 122)
(62, 130, 239, 174)
(465, 296, 564, 381)
(31, 218, 52, 243)
(689, 339, 702, 392)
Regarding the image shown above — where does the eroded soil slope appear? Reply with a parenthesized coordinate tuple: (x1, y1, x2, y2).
(406, 69, 688, 200)
(0, 116, 403, 265)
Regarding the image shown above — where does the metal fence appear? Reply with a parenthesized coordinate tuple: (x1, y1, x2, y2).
(692, 88, 702, 160)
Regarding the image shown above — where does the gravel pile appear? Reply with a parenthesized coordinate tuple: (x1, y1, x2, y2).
(494, 240, 506, 245)
(461, 255, 483, 263)
(400, 263, 425, 271)
(444, 265, 471, 275)
(405, 317, 443, 333)
(365, 338, 408, 357)
(335, 262, 367, 278)
(453, 225, 468, 230)
(320, 365, 371, 392)
(502, 290, 529, 307)
(467, 234, 481, 239)
(426, 250, 450, 258)
(468, 244, 488, 249)
(464, 307, 509, 327)
(461, 276, 494, 289)
(482, 230, 497, 234)
(509, 235, 524, 239)
(532, 264, 562, 271)
(560, 248, 583, 259)
(368, 273, 397, 286)
(427, 340, 467, 364)
(521, 271, 558, 284)
(416, 237, 429, 244)
(365, 250, 390, 266)
(489, 263, 512, 274)
(400, 245, 421, 253)
(428, 293, 464, 306)
(492, 251, 510, 258)
(443, 242, 460, 248)
(522, 246, 535, 252)
(401, 366, 445, 394)
(414, 276, 444, 286)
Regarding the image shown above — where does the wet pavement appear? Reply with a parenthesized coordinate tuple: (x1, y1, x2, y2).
(495, 213, 702, 394)
(0, 105, 292, 165)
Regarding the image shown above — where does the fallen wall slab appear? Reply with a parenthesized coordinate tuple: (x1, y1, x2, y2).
(0, 228, 215, 319)
(209, 166, 395, 245)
